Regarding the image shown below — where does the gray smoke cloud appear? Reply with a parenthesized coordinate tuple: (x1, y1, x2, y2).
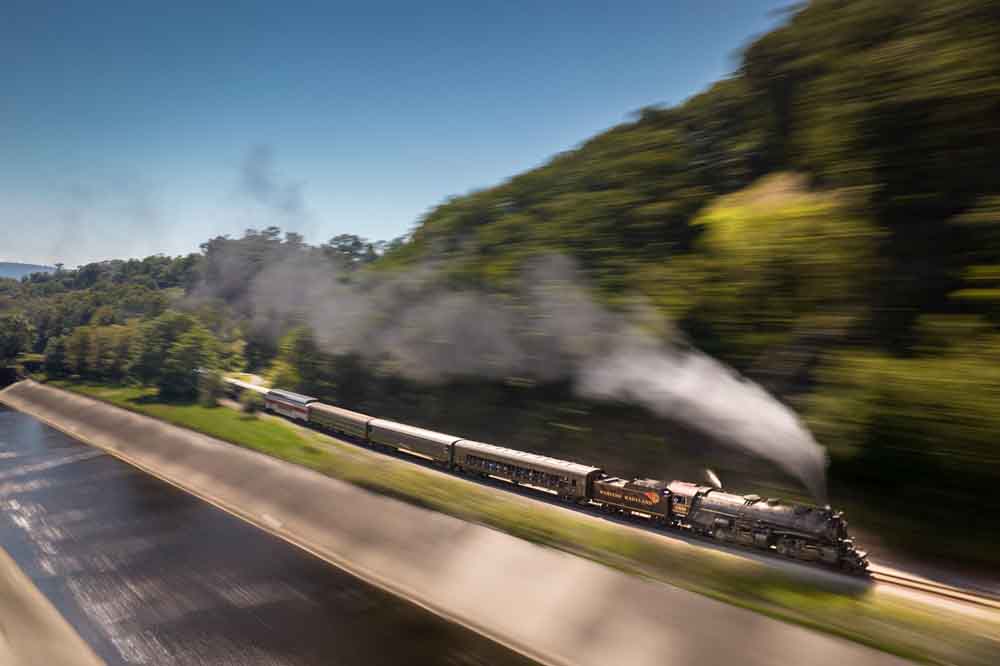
(229, 253, 827, 499)
(240, 145, 306, 217)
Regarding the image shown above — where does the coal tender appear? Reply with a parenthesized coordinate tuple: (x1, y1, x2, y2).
(592, 477, 671, 523)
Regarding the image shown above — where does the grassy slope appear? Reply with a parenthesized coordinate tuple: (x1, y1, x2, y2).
(48, 381, 999, 666)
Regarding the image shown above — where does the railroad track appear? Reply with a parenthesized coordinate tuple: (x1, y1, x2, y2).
(224, 381, 1000, 610)
(869, 566, 1000, 610)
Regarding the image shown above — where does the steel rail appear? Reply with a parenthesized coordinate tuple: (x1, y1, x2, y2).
(869, 567, 1000, 610)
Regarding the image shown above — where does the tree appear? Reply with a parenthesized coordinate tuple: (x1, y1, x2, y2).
(0, 313, 32, 364)
(86, 326, 115, 378)
(109, 323, 135, 380)
(267, 326, 338, 397)
(650, 174, 881, 361)
(219, 336, 248, 372)
(64, 327, 91, 377)
(322, 234, 375, 268)
(197, 368, 223, 407)
(266, 359, 301, 393)
(83, 324, 134, 380)
(128, 311, 196, 385)
(158, 324, 219, 399)
(240, 389, 263, 414)
(43, 336, 67, 377)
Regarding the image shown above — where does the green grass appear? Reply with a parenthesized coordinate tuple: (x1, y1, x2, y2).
(226, 372, 269, 387)
(50, 382, 317, 466)
(49, 380, 1000, 666)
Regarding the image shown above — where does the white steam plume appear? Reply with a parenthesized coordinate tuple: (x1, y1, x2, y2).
(578, 343, 828, 500)
(705, 469, 723, 489)
(206, 252, 829, 499)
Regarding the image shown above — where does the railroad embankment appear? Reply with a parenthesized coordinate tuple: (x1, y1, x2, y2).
(0, 380, 914, 666)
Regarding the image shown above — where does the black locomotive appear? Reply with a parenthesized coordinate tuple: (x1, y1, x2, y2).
(666, 481, 867, 571)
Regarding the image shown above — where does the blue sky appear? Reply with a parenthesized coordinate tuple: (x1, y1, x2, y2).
(2, 1, 790, 267)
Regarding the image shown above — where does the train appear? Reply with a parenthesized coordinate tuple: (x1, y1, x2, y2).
(236, 380, 868, 573)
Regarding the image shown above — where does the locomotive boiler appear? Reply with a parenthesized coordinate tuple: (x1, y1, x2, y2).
(665, 481, 868, 571)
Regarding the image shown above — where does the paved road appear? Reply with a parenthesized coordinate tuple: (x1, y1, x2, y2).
(0, 406, 539, 666)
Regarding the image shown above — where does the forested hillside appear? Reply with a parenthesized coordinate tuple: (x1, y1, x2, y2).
(2, 0, 999, 565)
(387, 0, 1000, 351)
(375, 0, 1000, 561)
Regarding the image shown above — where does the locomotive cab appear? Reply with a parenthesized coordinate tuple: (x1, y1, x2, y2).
(665, 480, 713, 521)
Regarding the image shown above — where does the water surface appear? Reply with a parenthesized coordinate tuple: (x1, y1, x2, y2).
(0, 406, 538, 665)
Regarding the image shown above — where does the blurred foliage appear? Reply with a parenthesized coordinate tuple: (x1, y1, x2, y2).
(808, 316, 1000, 540)
(811, 330, 1000, 479)
(637, 174, 882, 361)
(240, 388, 264, 414)
(3, 0, 1000, 564)
(387, 0, 1000, 343)
(0, 313, 33, 364)
(950, 197, 1000, 316)
(197, 368, 224, 408)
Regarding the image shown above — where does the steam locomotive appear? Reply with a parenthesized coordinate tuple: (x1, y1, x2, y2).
(241, 383, 868, 573)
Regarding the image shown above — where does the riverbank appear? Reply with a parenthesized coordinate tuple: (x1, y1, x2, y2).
(4, 380, 998, 665)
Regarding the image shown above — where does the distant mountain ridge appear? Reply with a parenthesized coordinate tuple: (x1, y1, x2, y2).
(0, 262, 54, 280)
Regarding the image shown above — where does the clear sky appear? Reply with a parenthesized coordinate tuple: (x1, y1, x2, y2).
(2, 1, 790, 267)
